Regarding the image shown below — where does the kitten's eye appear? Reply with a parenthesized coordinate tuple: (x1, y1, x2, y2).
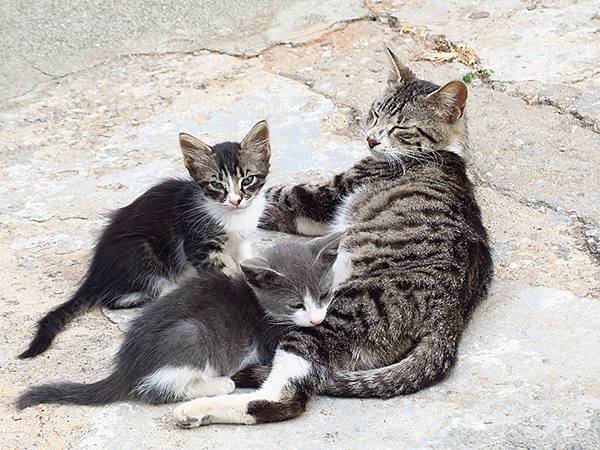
(291, 302, 304, 310)
(241, 175, 255, 187)
(209, 181, 223, 190)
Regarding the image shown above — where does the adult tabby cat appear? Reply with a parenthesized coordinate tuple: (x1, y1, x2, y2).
(20, 121, 270, 359)
(172, 45, 493, 428)
(17, 233, 342, 408)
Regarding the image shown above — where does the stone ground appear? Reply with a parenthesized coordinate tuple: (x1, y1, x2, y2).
(1, 0, 599, 448)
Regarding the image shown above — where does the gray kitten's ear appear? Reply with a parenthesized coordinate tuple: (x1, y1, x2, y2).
(383, 43, 415, 86)
(309, 231, 344, 266)
(240, 120, 271, 162)
(426, 80, 468, 123)
(179, 133, 213, 175)
(240, 257, 283, 288)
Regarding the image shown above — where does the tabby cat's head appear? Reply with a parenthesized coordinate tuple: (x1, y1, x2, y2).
(179, 121, 270, 211)
(365, 45, 468, 161)
(240, 232, 344, 327)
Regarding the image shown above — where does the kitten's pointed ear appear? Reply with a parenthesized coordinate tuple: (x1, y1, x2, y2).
(426, 80, 468, 123)
(240, 120, 271, 162)
(241, 257, 282, 288)
(309, 231, 344, 266)
(179, 133, 213, 175)
(383, 43, 415, 86)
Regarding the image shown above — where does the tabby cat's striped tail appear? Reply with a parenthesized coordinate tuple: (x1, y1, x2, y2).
(321, 334, 458, 398)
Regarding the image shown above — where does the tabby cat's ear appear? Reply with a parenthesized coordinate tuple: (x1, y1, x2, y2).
(426, 80, 468, 123)
(241, 257, 283, 288)
(309, 231, 344, 266)
(240, 120, 271, 162)
(179, 133, 213, 175)
(383, 43, 415, 86)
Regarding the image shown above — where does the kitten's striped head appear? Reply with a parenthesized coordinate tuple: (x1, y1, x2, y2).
(179, 121, 270, 211)
(365, 45, 468, 163)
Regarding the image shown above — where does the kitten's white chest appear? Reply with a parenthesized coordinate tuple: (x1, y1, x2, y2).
(212, 195, 265, 271)
(215, 194, 265, 234)
(224, 232, 253, 265)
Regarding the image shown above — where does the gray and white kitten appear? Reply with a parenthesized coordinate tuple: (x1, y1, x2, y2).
(19, 121, 270, 359)
(17, 233, 343, 408)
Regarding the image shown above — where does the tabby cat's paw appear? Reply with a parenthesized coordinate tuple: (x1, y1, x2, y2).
(173, 395, 255, 427)
(174, 399, 210, 429)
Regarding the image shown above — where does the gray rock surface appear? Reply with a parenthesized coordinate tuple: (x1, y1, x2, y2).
(0, 0, 368, 100)
(1, 1, 599, 448)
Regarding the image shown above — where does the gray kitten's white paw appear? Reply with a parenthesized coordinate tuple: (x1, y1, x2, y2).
(216, 377, 236, 395)
(185, 376, 235, 399)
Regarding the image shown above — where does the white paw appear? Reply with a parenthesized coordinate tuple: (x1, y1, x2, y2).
(173, 399, 213, 429)
(172, 394, 255, 428)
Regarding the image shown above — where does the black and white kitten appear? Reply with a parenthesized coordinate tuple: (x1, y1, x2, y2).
(17, 233, 343, 408)
(19, 121, 271, 359)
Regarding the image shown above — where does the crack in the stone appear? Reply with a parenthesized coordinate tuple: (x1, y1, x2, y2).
(489, 81, 600, 135)
(566, 68, 600, 85)
(3, 13, 374, 103)
(471, 170, 600, 266)
(100, 307, 120, 326)
(18, 55, 59, 78)
(263, 67, 364, 136)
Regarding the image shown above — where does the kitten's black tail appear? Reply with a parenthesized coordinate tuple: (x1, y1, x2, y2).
(16, 372, 128, 409)
(19, 288, 96, 359)
(321, 334, 457, 398)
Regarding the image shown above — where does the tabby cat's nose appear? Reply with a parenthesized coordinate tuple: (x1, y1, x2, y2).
(228, 197, 241, 207)
(310, 318, 323, 326)
(367, 136, 380, 149)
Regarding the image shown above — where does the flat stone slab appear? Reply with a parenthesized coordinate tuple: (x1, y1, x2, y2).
(1, 3, 599, 449)
(0, 0, 368, 101)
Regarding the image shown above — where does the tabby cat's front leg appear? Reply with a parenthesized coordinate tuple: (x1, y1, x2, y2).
(173, 348, 319, 427)
(232, 364, 271, 388)
(260, 183, 342, 236)
(261, 157, 389, 236)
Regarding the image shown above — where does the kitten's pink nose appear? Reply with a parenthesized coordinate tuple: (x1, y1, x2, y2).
(367, 136, 380, 149)
(228, 197, 241, 207)
(310, 318, 323, 326)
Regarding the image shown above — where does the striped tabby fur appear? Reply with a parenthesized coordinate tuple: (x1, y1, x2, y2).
(172, 46, 493, 427)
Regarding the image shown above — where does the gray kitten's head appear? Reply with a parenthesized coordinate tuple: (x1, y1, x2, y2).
(240, 232, 344, 327)
(179, 121, 270, 211)
(365, 45, 468, 162)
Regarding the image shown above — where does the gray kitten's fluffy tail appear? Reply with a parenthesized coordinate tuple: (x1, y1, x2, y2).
(321, 334, 457, 398)
(16, 372, 127, 409)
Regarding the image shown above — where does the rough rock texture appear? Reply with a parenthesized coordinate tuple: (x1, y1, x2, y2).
(1, 1, 598, 449)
